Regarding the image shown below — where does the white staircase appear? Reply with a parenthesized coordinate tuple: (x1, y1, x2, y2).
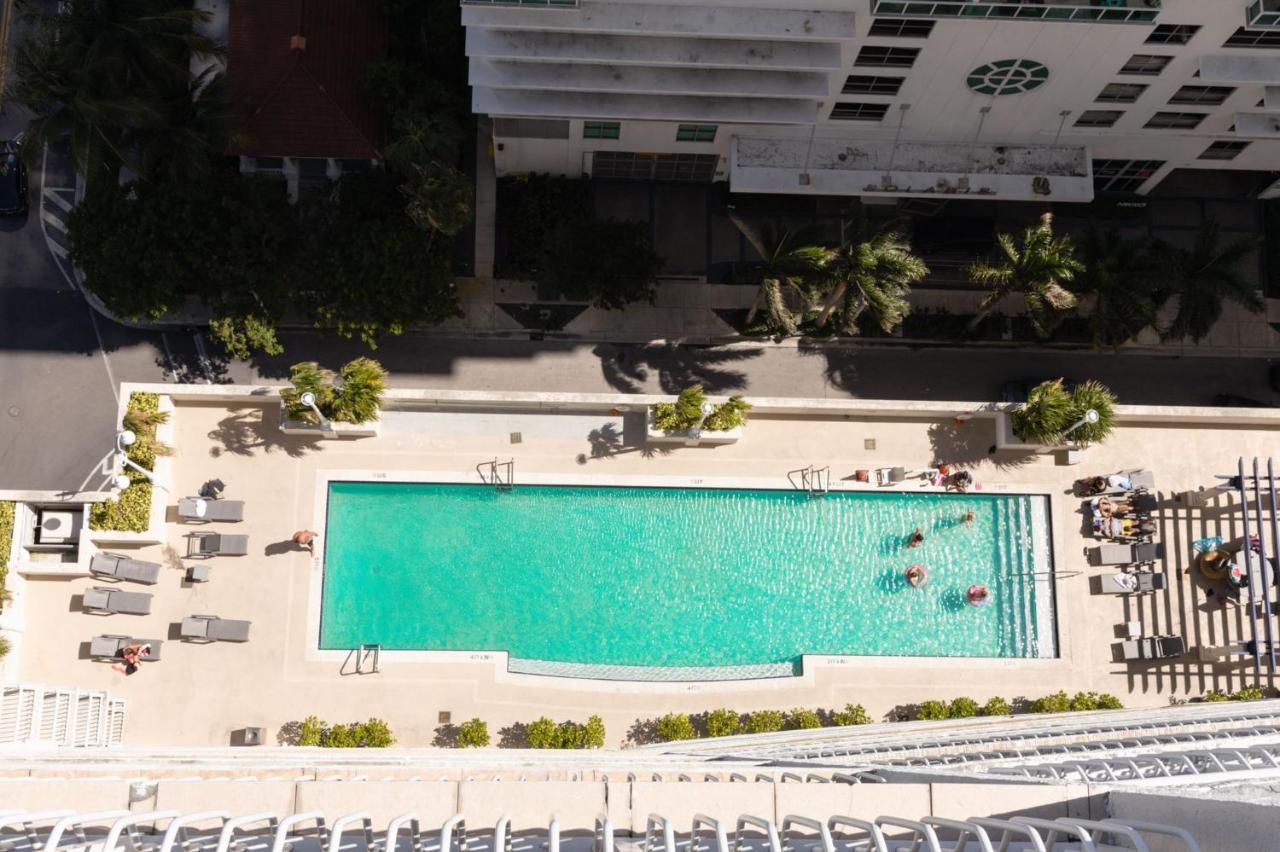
(0, 684, 126, 747)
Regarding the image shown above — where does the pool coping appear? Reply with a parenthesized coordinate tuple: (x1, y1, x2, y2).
(305, 468, 1061, 689)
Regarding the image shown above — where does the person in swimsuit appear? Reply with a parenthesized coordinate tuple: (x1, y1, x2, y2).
(907, 527, 925, 548)
(112, 643, 150, 676)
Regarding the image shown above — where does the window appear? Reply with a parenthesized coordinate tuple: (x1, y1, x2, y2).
(1075, 110, 1123, 128)
(1169, 85, 1235, 105)
(829, 102, 890, 121)
(855, 45, 920, 68)
(494, 118, 570, 139)
(1093, 159, 1165, 194)
(583, 121, 620, 139)
(1119, 54, 1172, 76)
(1199, 140, 1251, 160)
(843, 74, 904, 95)
(675, 124, 717, 142)
(1224, 27, 1280, 48)
(1145, 111, 1207, 129)
(591, 152, 719, 182)
(868, 18, 934, 38)
(1096, 83, 1148, 103)
(1146, 24, 1199, 45)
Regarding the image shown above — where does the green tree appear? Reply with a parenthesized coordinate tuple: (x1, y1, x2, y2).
(129, 67, 237, 184)
(1157, 221, 1262, 343)
(704, 708, 742, 737)
(785, 708, 822, 730)
(916, 700, 949, 721)
(457, 718, 490, 747)
(727, 214, 827, 335)
(12, 0, 222, 184)
(948, 697, 979, 718)
(526, 717, 558, 748)
(743, 709, 785, 734)
(980, 697, 1011, 717)
(815, 221, 929, 334)
(539, 218, 664, 310)
(830, 704, 871, 726)
(655, 713, 697, 742)
(1074, 228, 1160, 349)
(1010, 379, 1073, 445)
(967, 212, 1083, 337)
(1028, 691, 1070, 714)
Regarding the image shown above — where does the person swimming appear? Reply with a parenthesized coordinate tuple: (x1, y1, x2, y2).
(907, 527, 924, 548)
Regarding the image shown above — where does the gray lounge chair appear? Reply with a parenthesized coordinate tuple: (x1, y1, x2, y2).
(89, 552, 162, 585)
(89, 635, 163, 661)
(82, 586, 152, 615)
(181, 615, 251, 642)
(178, 497, 245, 523)
(1099, 572, 1167, 595)
(187, 532, 249, 557)
(1120, 635, 1185, 661)
(1124, 469, 1155, 490)
(1087, 541, 1165, 566)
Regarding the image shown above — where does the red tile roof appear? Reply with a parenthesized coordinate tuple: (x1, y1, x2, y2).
(228, 0, 388, 160)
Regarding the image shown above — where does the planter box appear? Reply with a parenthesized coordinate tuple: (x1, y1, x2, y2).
(645, 406, 743, 446)
(278, 404, 381, 438)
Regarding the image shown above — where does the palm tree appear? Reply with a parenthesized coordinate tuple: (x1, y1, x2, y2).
(813, 220, 928, 334)
(129, 68, 238, 184)
(727, 213, 827, 335)
(966, 212, 1083, 337)
(1074, 227, 1160, 349)
(12, 0, 221, 182)
(1156, 221, 1262, 343)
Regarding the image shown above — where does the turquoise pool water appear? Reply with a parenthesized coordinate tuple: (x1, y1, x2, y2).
(320, 482, 1054, 668)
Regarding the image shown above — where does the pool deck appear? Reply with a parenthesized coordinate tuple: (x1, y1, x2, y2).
(6, 386, 1280, 746)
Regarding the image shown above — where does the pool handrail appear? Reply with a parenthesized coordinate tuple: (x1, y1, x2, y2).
(734, 815, 780, 852)
(1058, 819, 1152, 852)
(328, 813, 373, 852)
(494, 815, 513, 852)
(645, 815, 676, 852)
(548, 817, 560, 852)
(826, 816, 887, 852)
(156, 810, 231, 852)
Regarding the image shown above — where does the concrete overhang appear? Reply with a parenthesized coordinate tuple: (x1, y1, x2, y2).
(731, 136, 1094, 202)
(1200, 54, 1280, 84)
(469, 59, 832, 99)
(475, 88, 819, 124)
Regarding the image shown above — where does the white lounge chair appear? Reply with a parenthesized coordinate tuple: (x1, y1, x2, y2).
(82, 586, 153, 615)
(89, 635, 163, 661)
(89, 552, 161, 585)
(875, 467, 906, 486)
(178, 497, 245, 523)
(187, 532, 250, 557)
(181, 615, 251, 642)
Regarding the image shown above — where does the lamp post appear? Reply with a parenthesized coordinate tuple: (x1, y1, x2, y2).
(300, 391, 337, 438)
(687, 401, 716, 444)
(114, 430, 168, 492)
(1063, 408, 1099, 442)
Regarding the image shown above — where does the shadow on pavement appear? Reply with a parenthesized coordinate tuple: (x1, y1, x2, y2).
(593, 342, 762, 394)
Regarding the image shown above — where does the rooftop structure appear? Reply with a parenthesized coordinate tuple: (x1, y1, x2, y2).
(462, 0, 1280, 200)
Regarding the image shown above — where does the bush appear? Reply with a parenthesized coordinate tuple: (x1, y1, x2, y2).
(526, 717, 558, 748)
(90, 393, 166, 532)
(1233, 686, 1266, 701)
(457, 718, 490, 747)
(743, 709, 785, 734)
(1204, 690, 1230, 702)
(283, 358, 388, 424)
(655, 713, 697, 742)
(0, 635, 9, 660)
(0, 500, 11, 610)
(916, 700, 949, 720)
(948, 697, 979, 718)
(1068, 692, 1100, 712)
(526, 715, 606, 749)
(705, 708, 742, 738)
(786, 708, 823, 730)
(1010, 378, 1116, 447)
(583, 714, 606, 748)
(1029, 691, 1071, 714)
(1094, 693, 1124, 710)
(830, 703, 872, 726)
(296, 715, 325, 746)
(361, 718, 395, 747)
(287, 716, 396, 748)
(653, 384, 751, 433)
(980, 697, 1011, 717)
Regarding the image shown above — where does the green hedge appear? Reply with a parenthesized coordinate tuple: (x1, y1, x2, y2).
(526, 715, 605, 749)
(90, 392, 166, 532)
(457, 718, 490, 747)
(0, 500, 13, 612)
(292, 716, 395, 747)
(1205, 686, 1269, 702)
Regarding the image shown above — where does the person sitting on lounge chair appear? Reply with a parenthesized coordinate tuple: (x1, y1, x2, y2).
(112, 642, 150, 676)
(1091, 495, 1133, 518)
(947, 471, 973, 493)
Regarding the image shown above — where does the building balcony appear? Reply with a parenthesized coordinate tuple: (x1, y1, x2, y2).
(869, 0, 1161, 24)
(462, 0, 578, 7)
(1248, 0, 1280, 28)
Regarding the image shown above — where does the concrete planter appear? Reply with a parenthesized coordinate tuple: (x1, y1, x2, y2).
(278, 404, 381, 438)
(645, 406, 743, 446)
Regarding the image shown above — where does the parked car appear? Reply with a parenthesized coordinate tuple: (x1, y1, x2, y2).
(0, 137, 28, 217)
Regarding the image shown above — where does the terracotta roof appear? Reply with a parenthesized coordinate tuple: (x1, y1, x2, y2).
(228, 0, 388, 160)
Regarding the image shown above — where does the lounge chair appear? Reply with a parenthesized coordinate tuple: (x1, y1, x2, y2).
(89, 635, 163, 661)
(1130, 492, 1159, 515)
(1099, 572, 1167, 595)
(82, 586, 153, 615)
(88, 552, 162, 585)
(187, 532, 249, 557)
(177, 497, 245, 523)
(181, 615, 251, 643)
(1120, 635, 1185, 661)
(875, 467, 906, 486)
(1087, 541, 1165, 567)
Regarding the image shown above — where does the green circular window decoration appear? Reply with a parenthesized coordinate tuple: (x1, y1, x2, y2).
(966, 58, 1049, 96)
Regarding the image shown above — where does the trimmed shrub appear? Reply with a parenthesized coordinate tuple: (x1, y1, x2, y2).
(948, 697, 979, 719)
(361, 718, 395, 747)
(0, 635, 9, 660)
(705, 708, 742, 738)
(655, 713, 697, 742)
(1204, 690, 1230, 702)
(743, 709, 785, 734)
(296, 715, 325, 746)
(288, 716, 395, 748)
(583, 714, 606, 748)
(653, 384, 751, 433)
(526, 717, 558, 748)
(0, 500, 11, 610)
(526, 716, 607, 749)
(457, 718, 490, 748)
(1233, 686, 1266, 701)
(917, 700, 950, 721)
(1094, 693, 1124, 710)
(90, 392, 165, 532)
(980, 697, 1011, 717)
(1029, 691, 1071, 714)
(830, 704, 872, 726)
(283, 358, 388, 424)
(786, 708, 822, 730)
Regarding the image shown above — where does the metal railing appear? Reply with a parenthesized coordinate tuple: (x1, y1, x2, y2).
(870, 0, 1161, 24)
(1248, 0, 1280, 27)
(461, 0, 577, 6)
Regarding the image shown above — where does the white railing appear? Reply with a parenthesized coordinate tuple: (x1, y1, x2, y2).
(870, 0, 1159, 23)
(0, 683, 124, 746)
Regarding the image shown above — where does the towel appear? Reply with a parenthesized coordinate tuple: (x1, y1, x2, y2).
(1192, 535, 1223, 554)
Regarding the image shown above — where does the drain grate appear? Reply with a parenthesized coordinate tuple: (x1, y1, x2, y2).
(510, 432, 523, 444)
(865, 438, 876, 450)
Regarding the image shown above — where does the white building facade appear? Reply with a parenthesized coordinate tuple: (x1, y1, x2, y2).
(462, 0, 1280, 202)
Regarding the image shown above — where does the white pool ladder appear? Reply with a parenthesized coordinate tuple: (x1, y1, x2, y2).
(788, 466, 830, 498)
(479, 459, 514, 491)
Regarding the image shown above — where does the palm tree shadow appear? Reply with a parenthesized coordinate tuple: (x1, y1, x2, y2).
(207, 407, 320, 460)
(593, 343, 763, 394)
(576, 417, 671, 464)
(926, 419, 1035, 471)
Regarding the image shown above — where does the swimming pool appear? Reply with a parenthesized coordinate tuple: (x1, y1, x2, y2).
(320, 481, 1056, 675)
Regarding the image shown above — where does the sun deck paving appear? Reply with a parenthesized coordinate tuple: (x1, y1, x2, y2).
(9, 392, 1280, 746)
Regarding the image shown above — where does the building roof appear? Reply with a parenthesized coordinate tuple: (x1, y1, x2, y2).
(228, 0, 388, 160)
